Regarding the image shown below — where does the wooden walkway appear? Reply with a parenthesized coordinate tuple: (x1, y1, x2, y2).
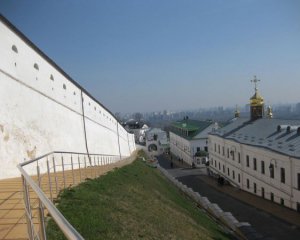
(0, 154, 136, 240)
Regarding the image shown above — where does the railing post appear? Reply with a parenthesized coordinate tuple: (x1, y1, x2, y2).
(84, 156, 87, 179)
(61, 155, 66, 189)
(46, 159, 53, 201)
(93, 156, 95, 178)
(71, 154, 75, 185)
(37, 166, 46, 240)
(78, 154, 82, 183)
(97, 157, 100, 177)
(22, 175, 34, 240)
(90, 156, 93, 178)
(52, 155, 58, 194)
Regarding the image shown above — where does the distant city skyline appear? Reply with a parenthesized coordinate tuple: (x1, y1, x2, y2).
(1, 0, 300, 113)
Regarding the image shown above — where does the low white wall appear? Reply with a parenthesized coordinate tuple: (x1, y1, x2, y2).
(0, 16, 135, 179)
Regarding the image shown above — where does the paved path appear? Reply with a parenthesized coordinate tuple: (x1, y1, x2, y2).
(157, 154, 300, 240)
(0, 153, 136, 240)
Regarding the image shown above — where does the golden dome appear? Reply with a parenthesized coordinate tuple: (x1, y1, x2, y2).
(250, 89, 264, 106)
(250, 76, 264, 120)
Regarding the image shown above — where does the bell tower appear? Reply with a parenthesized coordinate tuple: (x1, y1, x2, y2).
(250, 76, 264, 121)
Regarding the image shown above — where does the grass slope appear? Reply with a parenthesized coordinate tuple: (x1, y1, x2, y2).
(47, 153, 231, 240)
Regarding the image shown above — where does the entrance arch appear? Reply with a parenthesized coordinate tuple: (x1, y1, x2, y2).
(148, 144, 158, 152)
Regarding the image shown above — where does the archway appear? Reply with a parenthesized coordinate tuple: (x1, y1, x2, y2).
(148, 144, 158, 152)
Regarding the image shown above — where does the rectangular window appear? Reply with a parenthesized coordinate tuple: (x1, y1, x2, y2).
(270, 164, 274, 178)
(281, 168, 285, 183)
(254, 183, 257, 193)
(232, 152, 235, 161)
(270, 192, 274, 202)
(281, 198, 284, 206)
(262, 187, 265, 198)
(227, 149, 229, 158)
(247, 179, 250, 189)
(223, 165, 225, 173)
(215, 160, 217, 167)
(238, 152, 241, 163)
(261, 161, 265, 174)
(214, 143, 216, 152)
(253, 158, 257, 171)
(218, 145, 220, 154)
(197, 147, 200, 152)
(227, 168, 230, 176)
(298, 173, 300, 190)
(222, 147, 225, 156)
(246, 155, 249, 167)
(218, 162, 220, 170)
(232, 170, 235, 179)
(238, 174, 240, 183)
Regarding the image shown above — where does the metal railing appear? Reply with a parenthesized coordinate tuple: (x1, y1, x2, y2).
(17, 151, 122, 240)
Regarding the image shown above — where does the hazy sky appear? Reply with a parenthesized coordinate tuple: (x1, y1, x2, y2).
(1, 0, 300, 113)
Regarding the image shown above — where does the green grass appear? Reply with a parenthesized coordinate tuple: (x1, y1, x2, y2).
(46, 151, 231, 240)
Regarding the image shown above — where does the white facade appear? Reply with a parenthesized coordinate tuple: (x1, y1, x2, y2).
(0, 16, 135, 179)
(170, 132, 208, 166)
(209, 134, 300, 211)
(145, 128, 169, 156)
(169, 122, 216, 166)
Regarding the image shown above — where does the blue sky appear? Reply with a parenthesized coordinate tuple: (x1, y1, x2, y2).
(1, 0, 300, 113)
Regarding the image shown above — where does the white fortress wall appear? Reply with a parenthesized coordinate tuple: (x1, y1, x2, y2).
(0, 16, 135, 179)
(118, 124, 132, 157)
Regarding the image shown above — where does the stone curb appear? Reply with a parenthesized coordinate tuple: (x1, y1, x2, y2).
(156, 164, 257, 239)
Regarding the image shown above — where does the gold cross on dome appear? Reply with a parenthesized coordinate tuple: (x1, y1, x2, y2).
(251, 75, 260, 90)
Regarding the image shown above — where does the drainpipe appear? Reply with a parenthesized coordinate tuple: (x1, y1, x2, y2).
(127, 132, 131, 155)
(240, 143, 244, 190)
(289, 156, 293, 208)
(116, 123, 122, 160)
(80, 90, 91, 165)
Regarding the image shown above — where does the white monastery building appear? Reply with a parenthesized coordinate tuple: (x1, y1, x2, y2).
(208, 77, 300, 212)
(170, 118, 217, 166)
(145, 128, 169, 156)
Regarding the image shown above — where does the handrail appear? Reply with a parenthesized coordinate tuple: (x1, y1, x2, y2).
(17, 164, 84, 239)
(20, 151, 120, 167)
(18, 151, 122, 240)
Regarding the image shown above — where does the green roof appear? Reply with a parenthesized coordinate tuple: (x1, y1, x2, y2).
(170, 119, 212, 140)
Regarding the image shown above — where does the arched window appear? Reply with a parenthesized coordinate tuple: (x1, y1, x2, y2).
(34, 63, 39, 70)
(12, 45, 18, 53)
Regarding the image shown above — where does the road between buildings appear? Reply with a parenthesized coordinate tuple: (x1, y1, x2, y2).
(157, 154, 300, 240)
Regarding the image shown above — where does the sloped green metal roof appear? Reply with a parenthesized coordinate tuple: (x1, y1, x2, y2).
(170, 119, 212, 140)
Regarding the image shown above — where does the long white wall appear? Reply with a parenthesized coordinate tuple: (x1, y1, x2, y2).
(0, 17, 135, 179)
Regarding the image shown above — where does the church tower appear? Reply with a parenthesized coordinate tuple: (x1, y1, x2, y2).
(250, 76, 264, 121)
